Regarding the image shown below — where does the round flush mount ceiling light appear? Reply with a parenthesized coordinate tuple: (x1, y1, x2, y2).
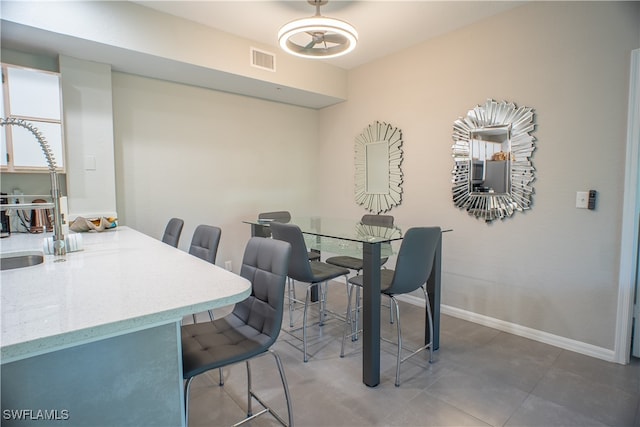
(278, 0, 358, 59)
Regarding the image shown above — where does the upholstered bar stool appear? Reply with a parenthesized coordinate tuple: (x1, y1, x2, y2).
(325, 214, 394, 271)
(182, 237, 294, 426)
(258, 211, 320, 307)
(341, 227, 441, 387)
(325, 215, 394, 337)
(258, 211, 320, 261)
(270, 222, 350, 362)
(161, 217, 184, 247)
(188, 224, 222, 322)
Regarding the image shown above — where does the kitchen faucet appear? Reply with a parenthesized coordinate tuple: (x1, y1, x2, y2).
(1, 117, 66, 256)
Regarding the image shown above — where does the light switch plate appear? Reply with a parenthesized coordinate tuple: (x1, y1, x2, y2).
(84, 155, 96, 171)
(576, 191, 589, 209)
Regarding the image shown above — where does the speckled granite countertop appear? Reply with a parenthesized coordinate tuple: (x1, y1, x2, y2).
(1, 226, 250, 363)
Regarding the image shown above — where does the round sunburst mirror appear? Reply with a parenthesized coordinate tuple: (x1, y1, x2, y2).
(354, 121, 403, 214)
(451, 99, 536, 222)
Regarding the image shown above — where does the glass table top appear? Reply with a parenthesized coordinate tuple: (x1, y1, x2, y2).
(245, 216, 451, 259)
(245, 216, 404, 244)
(244, 216, 404, 258)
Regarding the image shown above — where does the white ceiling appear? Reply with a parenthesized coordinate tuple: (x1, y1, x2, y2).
(0, 1, 525, 108)
(134, 1, 525, 70)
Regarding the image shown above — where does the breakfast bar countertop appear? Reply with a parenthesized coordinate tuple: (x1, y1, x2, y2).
(0, 226, 251, 363)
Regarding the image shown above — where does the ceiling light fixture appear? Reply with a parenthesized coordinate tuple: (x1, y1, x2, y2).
(278, 0, 358, 59)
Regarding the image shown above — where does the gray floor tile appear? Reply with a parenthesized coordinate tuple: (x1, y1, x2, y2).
(505, 394, 609, 427)
(446, 332, 562, 393)
(186, 292, 640, 427)
(531, 365, 639, 427)
(424, 370, 529, 427)
(186, 374, 255, 427)
(384, 391, 493, 426)
(553, 350, 640, 394)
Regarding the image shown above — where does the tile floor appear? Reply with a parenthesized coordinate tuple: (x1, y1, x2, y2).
(187, 284, 640, 427)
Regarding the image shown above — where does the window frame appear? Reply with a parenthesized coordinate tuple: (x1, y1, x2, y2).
(1, 63, 66, 173)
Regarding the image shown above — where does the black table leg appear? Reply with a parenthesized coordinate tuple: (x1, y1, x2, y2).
(250, 223, 270, 238)
(425, 232, 442, 350)
(362, 242, 381, 387)
(309, 238, 321, 302)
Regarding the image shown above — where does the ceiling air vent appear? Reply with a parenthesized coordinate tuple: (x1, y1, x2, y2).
(250, 47, 276, 72)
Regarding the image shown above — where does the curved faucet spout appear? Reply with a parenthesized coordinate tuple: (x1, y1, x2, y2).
(1, 117, 66, 256)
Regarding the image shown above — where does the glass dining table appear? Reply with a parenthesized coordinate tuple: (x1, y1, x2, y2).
(244, 216, 443, 387)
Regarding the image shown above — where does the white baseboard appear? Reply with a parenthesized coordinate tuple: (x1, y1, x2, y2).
(395, 294, 617, 363)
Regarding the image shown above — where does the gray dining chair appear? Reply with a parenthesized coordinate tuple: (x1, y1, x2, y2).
(181, 237, 293, 426)
(259, 210, 292, 223)
(270, 222, 350, 362)
(259, 211, 320, 261)
(325, 214, 394, 272)
(161, 217, 184, 248)
(188, 224, 222, 322)
(259, 211, 320, 309)
(326, 215, 394, 337)
(340, 226, 441, 387)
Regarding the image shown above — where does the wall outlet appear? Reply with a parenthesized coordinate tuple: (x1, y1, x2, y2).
(224, 260, 232, 271)
(12, 188, 23, 204)
(59, 196, 69, 234)
(576, 191, 589, 209)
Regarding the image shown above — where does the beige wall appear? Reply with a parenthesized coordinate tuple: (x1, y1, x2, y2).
(59, 55, 118, 219)
(111, 73, 320, 269)
(53, 1, 639, 358)
(317, 2, 639, 352)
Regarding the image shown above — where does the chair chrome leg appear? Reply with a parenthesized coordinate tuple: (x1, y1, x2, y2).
(391, 286, 435, 387)
(389, 302, 394, 324)
(288, 278, 295, 328)
(354, 286, 361, 341)
(219, 368, 224, 386)
(392, 296, 402, 387)
(303, 286, 311, 362)
(245, 360, 253, 418)
(290, 276, 297, 300)
(271, 350, 294, 427)
(323, 281, 329, 322)
(345, 277, 356, 341)
(345, 279, 351, 324)
(318, 282, 326, 326)
(232, 351, 294, 427)
(340, 281, 355, 358)
(208, 309, 215, 321)
(422, 286, 434, 363)
(321, 281, 332, 325)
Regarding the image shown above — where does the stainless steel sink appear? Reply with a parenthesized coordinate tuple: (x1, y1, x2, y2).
(1, 251, 44, 271)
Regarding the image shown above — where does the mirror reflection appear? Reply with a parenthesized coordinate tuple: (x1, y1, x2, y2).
(355, 121, 403, 214)
(451, 100, 536, 222)
(365, 141, 390, 194)
(470, 125, 511, 194)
